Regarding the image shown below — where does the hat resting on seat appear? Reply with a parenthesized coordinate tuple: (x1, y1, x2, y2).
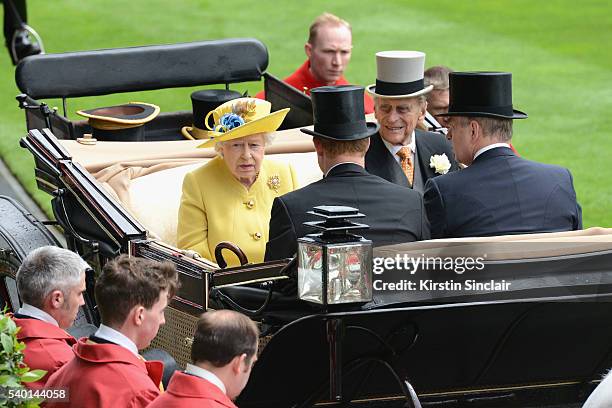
(301, 85, 379, 141)
(181, 89, 243, 140)
(438, 72, 528, 119)
(76, 102, 160, 142)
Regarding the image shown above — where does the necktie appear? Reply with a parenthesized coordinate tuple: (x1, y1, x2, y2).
(397, 146, 414, 186)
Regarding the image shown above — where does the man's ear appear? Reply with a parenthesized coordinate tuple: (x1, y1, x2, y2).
(313, 138, 323, 155)
(469, 120, 481, 143)
(417, 101, 428, 123)
(304, 42, 312, 59)
(130, 305, 146, 327)
(48, 289, 65, 310)
(231, 353, 247, 374)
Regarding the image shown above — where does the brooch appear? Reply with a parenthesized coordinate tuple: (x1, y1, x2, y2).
(267, 175, 281, 192)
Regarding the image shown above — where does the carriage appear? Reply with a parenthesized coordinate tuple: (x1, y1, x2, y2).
(1, 38, 612, 407)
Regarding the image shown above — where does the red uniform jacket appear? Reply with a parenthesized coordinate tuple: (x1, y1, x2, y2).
(14, 317, 76, 389)
(148, 371, 237, 408)
(256, 60, 375, 114)
(45, 338, 163, 408)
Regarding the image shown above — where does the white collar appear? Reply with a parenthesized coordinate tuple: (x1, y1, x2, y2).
(185, 363, 227, 394)
(94, 324, 139, 356)
(324, 161, 361, 178)
(473, 143, 510, 160)
(381, 131, 417, 156)
(17, 303, 59, 327)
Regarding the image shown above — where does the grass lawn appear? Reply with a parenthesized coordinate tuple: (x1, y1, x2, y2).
(1, 0, 611, 226)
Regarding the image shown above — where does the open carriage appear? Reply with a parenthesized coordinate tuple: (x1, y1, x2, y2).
(1, 38, 612, 407)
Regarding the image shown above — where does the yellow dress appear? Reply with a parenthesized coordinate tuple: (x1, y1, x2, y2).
(177, 156, 298, 266)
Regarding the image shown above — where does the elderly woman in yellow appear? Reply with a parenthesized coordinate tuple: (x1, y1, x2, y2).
(177, 98, 298, 266)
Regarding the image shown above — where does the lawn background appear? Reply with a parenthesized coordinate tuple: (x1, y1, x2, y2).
(0, 0, 610, 226)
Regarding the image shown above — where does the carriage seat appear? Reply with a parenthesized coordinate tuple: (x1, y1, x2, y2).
(60, 129, 322, 247)
(128, 151, 320, 246)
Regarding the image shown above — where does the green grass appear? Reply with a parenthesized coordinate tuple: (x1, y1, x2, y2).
(1, 0, 611, 226)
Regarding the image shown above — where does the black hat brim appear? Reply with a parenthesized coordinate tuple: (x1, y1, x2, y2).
(438, 109, 528, 120)
(300, 122, 380, 141)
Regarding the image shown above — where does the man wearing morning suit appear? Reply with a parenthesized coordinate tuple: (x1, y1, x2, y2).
(365, 51, 459, 193)
(265, 85, 429, 261)
(424, 72, 582, 238)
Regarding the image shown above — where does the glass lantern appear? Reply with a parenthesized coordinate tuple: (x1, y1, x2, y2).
(297, 206, 373, 306)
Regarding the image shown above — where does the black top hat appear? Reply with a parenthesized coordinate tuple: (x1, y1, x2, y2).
(439, 72, 527, 120)
(191, 89, 242, 129)
(182, 89, 242, 140)
(300, 85, 379, 140)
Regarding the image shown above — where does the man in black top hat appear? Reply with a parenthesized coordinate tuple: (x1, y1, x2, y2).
(365, 51, 460, 193)
(424, 71, 582, 238)
(265, 85, 429, 262)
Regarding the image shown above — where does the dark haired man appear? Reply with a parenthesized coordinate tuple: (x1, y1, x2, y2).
(265, 85, 429, 262)
(46, 255, 179, 408)
(148, 310, 259, 407)
(424, 72, 582, 238)
(13, 246, 89, 388)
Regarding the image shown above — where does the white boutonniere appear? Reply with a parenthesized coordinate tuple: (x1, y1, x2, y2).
(429, 154, 451, 175)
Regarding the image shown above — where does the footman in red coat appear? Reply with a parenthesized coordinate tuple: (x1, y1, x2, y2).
(148, 310, 259, 408)
(256, 13, 374, 114)
(14, 246, 89, 388)
(46, 255, 179, 408)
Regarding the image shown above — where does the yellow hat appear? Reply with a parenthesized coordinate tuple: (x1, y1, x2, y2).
(197, 98, 289, 148)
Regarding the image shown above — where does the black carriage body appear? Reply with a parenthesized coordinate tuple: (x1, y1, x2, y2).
(6, 38, 612, 407)
(19, 132, 612, 408)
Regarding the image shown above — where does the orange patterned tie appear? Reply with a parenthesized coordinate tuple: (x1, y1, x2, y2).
(397, 146, 414, 185)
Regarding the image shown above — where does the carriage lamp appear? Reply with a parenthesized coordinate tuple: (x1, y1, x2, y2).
(297, 206, 373, 306)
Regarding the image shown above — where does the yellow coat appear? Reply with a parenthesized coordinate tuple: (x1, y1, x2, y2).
(177, 156, 298, 266)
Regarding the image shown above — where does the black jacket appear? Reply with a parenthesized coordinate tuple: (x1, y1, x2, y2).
(365, 129, 459, 192)
(424, 147, 582, 238)
(265, 163, 430, 261)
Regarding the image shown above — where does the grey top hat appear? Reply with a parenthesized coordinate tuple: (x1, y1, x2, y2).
(367, 51, 434, 98)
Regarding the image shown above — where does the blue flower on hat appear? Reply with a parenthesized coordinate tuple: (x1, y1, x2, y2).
(215, 113, 245, 133)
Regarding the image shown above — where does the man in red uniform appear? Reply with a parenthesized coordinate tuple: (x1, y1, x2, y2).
(148, 310, 259, 408)
(256, 12, 374, 113)
(13, 246, 89, 388)
(46, 255, 178, 408)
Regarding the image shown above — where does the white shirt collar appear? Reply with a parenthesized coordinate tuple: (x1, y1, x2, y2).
(17, 303, 59, 327)
(324, 161, 361, 178)
(381, 131, 417, 162)
(473, 143, 511, 160)
(94, 324, 139, 356)
(185, 363, 227, 394)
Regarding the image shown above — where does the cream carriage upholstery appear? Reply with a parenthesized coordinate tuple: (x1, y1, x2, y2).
(59, 124, 612, 252)
(60, 128, 322, 246)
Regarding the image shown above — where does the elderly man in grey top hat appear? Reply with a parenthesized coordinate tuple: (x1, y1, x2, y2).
(424, 71, 582, 238)
(265, 85, 429, 265)
(365, 51, 460, 193)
